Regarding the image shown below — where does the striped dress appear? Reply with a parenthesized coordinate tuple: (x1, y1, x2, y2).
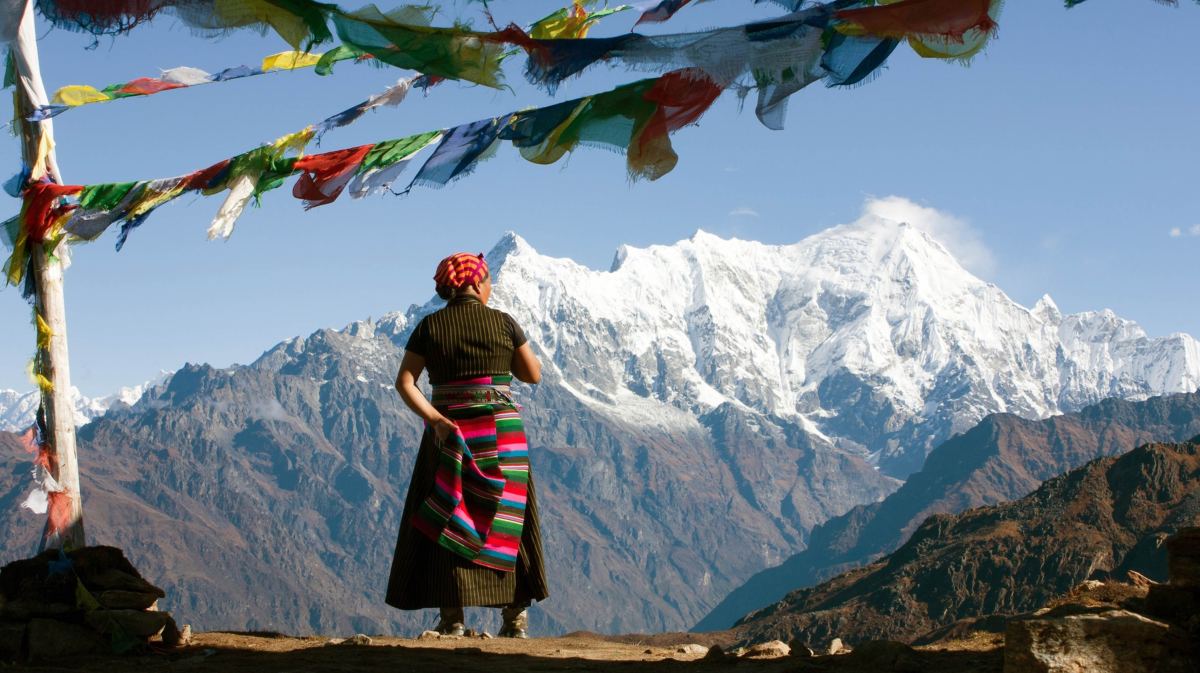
(386, 296, 549, 609)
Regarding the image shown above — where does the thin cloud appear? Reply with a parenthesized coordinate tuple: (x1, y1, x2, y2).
(729, 207, 759, 217)
(860, 196, 996, 277)
(1171, 228, 1183, 238)
(1169, 225, 1200, 238)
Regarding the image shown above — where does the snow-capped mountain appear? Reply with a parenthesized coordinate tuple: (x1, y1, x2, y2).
(380, 216, 1198, 478)
(0, 374, 169, 432)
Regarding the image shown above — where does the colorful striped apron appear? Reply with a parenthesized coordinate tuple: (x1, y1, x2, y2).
(411, 375, 529, 573)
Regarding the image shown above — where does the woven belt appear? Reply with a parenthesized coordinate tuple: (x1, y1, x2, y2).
(431, 383, 515, 407)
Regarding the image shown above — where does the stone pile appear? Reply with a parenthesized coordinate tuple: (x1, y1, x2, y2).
(1004, 527, 1200, 673)
(0, 545, 187, 662)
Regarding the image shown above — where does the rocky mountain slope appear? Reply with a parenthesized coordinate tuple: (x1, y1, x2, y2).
(696, 392, 1200, 631)
(1, 218, 1197, 636)
(729, 437, 1200, 646)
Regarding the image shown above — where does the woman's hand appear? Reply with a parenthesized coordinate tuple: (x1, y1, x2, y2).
(431, 416, 458, 444)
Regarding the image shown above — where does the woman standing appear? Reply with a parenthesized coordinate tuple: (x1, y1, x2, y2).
(387, 252, 548, 638)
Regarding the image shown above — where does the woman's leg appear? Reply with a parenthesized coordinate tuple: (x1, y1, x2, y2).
(498, 602, 529, 638)
(435, 607, 465, 636)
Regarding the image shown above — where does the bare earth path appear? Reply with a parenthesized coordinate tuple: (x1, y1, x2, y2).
(11, 631, 1002, 673)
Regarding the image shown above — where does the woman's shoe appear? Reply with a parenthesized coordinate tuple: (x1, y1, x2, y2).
(498, 605, 528, 639)
(435, 607, 466, 637)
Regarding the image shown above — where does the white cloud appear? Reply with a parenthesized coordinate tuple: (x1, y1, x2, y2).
(1170, 227, 1183, 238)
(729, 207, 759, 217)
(1191, 224, 1200, 236)
(1169, 225, 1200, 238)
(859, 196, 996, 277)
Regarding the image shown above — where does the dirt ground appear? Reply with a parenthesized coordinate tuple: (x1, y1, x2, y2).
(9, 630, 1003, 673)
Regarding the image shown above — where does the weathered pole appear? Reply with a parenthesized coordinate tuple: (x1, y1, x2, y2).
(10, 0, 85, 549)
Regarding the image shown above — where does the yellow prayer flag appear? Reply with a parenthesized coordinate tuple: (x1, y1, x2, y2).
(51, 85, 112, 107)
(262, 50, 324, 72)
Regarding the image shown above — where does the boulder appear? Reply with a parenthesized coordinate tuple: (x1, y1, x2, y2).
(850, 640, 920, 672)
(702, 645, 728, 661)
(1166, 528, 1200, 588)
(827, 637, 851, 655)
(25, 618, 108, 662)
(743, 640, 790, 658)
(1004, 609, 1194, 673)
(788, 638, 815, 657)
(1146, 584, 1200, 630)
(675, 643, 708, 655)
(418, 630, 441, 640)
(0, 622, 25, 660)
(97, 590, 160, 610)
(80, 568, 164, 597)
(85, 609, 172, 638)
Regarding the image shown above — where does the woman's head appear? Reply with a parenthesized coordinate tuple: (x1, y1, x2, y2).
(434, 252, 491, 303)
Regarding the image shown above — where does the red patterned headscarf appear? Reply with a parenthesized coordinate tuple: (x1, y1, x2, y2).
(434, 252, 489, 289)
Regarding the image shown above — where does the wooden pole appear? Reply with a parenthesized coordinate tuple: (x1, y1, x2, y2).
(10, 0, 85, 549)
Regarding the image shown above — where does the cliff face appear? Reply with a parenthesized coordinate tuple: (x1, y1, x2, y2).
(695, 391, 1200, 631)
(729, 438, 1200, 646)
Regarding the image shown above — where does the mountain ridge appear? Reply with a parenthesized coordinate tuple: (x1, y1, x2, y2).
(693, 390, 1200, 631)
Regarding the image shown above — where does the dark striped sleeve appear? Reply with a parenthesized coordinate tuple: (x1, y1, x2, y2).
(503, 313, 528, 349)
(405, 317, 431, 356)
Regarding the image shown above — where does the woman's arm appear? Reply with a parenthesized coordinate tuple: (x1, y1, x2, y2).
(511, 342, 542, 384)
(395, 351, 458, 442)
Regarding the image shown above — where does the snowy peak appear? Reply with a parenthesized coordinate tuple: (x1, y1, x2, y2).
(0, 373, 170, 433)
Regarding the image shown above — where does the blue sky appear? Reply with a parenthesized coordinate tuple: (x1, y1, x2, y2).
(2, 0, 1198, 395)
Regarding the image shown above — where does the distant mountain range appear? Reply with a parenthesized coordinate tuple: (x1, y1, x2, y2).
(695, 391, 1200, 631)
(0, 218, 1197, 635)
(0, 375, 167, 432)
(729, 436, 1200, 646)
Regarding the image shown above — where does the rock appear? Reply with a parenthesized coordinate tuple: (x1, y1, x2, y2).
(463, 628, 478, 638)
(418, 630, 441, 640)
(827, 637, 851, 655)
(0, 622, 25, 660)
(81, 568, 165, 597)
(0, 599, 77, 621)
(1146, 583, 1200, 628)
(162, 619, 190, 647)
(850, 640, 919, 672)
(85, 609, 172, 638)
(1166, 527, 1200, 588)
(25, 618, 108, 662)
(1005, 609, 1194, 673)
(788, 638, 815, 656)
(642, 648, 653, 654)
(479, 632, 493, 639)
(1126, 570, 1157, 587)
(338, 634, 372, 646)
(702, 645, 727, 660)
(728, 646, 747, 657)
(1077, 579, 1105, 592)
(744, 640, 790, 658)
(676, 643, 708, 655)
(97, 589, 161, 610)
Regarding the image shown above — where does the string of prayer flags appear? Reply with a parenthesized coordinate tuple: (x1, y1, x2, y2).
(2, 68, 719, 272)
(30, 49, 361, 121)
